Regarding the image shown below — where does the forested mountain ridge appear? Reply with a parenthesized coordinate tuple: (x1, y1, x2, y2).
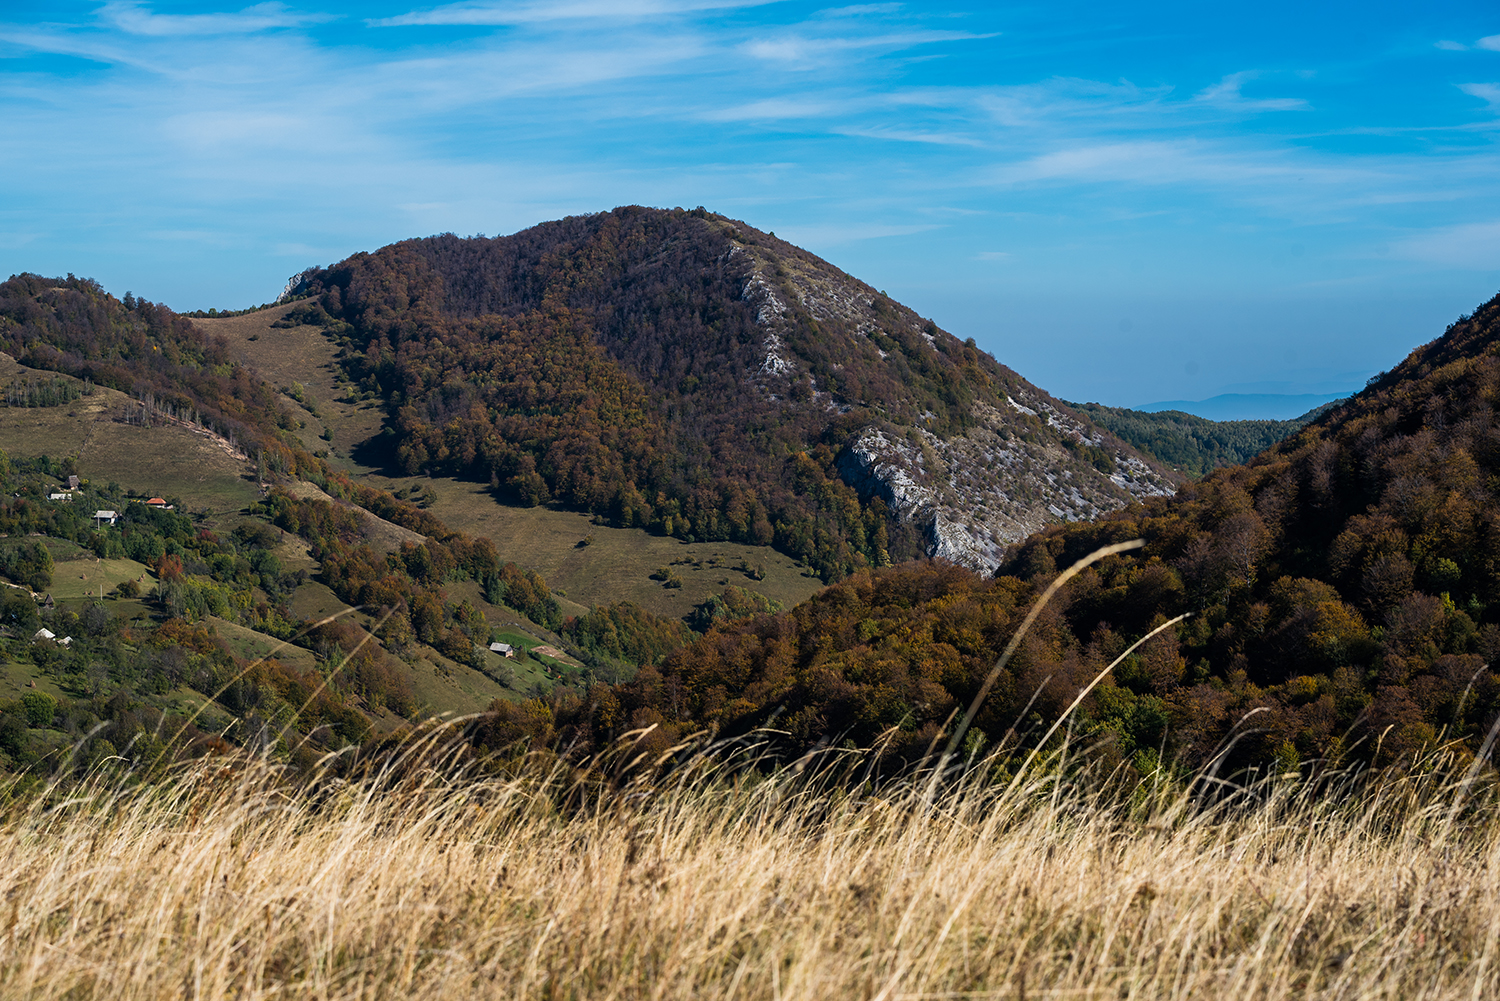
(287, 206, 1175, 580)
(499, 292, 1500, 774)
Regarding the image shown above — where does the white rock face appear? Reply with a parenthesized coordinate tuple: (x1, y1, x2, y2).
(277, 267, 318, 304)
(837, 398, 1175, 575)
(741, 261, 797, 378)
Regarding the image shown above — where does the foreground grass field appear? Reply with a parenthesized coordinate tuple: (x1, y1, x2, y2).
(5, 732, 1500, 1001)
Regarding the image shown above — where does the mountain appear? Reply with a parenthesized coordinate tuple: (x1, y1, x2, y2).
(1067, 400, 1339, 478)
(516, 293, 1500, 773)
(1134, 392, 1348, 421)
(285, 206, 1174, 580)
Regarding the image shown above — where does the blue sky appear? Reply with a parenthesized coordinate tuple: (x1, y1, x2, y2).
(2, 1, 1498, 408)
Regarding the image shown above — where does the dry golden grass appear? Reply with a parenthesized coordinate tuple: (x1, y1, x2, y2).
(4, 729, 1500, 1001)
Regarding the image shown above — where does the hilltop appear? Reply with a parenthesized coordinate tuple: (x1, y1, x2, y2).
(281, 206, 1175, 579)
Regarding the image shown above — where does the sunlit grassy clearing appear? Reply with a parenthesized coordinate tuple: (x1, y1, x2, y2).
(3, 731, 1500, 1001)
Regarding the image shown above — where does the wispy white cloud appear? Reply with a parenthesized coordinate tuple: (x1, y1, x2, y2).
(742, 28, 991, 67)
(1438, 34, 1500, 52)
(1389, 220, 1500, 269)
(702, 96, 848, 120)
(837, 125, 985, 146)
(161, 111, 324, 152)
(1458, 82, 1500, 110)
(816, 4, 906, 17)
(1194, 71, 1309, 112)
(99, 1, 331, 36)
(981, 139, 1405, 220)
(976, 78, 1172, 129)
(371, 0, 780, 28)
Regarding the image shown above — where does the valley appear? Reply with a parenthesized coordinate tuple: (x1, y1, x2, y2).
(0, 207, 1495, 792)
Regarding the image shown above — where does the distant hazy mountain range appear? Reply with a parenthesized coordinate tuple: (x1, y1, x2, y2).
(1134, 392, 1348, 421)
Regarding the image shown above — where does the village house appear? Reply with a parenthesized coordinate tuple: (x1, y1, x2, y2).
(488, 642, 516, 658)
(93, 510, 118, 526)
(33, 628, 71, 646)
(48, 492, 72, 502)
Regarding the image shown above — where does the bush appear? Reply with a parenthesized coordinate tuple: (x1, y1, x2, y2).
(20, 690, 58, 727)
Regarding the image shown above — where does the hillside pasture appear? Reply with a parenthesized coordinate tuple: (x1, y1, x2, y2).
(0, 659, 66, 702)
(206, 616, 321, 674)
(0, 356, 258, 512)
(367, 476, 825, 620)
(46, 555, 152, 603)
(192, 305, 386, 468)
(402, 646, 511, 716)
(480, 626, 586, 693)
(0, 536, 152, 603)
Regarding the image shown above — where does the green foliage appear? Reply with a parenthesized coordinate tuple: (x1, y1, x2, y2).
(688, 585, 783, 632)
(3, 375, 87, 408)
(19, 691, 58, 728)
(0, 540, 54, 590)
(562, 602, 696, 669)
(486, 563, 562, 632)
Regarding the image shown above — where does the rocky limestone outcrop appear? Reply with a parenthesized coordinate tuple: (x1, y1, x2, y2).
(838, 399, 1175, 576)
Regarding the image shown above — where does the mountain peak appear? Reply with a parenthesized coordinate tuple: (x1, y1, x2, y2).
(290, 205, 1175, 576)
